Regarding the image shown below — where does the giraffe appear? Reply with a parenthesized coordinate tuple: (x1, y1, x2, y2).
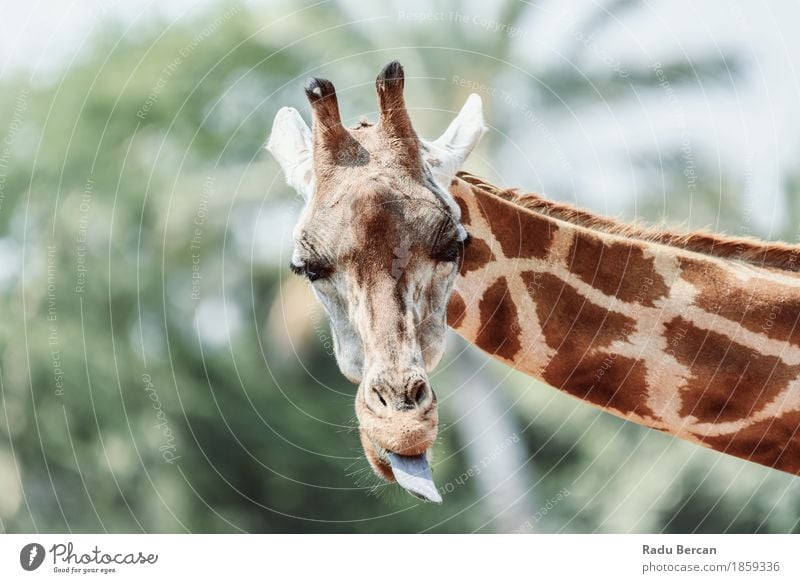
(447, 172, 800, 477)
(267, 61, 800, 503)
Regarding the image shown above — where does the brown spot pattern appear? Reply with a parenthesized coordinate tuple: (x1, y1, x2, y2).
(454, 173, 800, 472)
(349, 198, 400, 284)
(560, 352, 653, 416)
(663, 316, 800, 423)
(567, 234, 670, 306)
(696, 411, 800, 475)
(447, 290, 467, 329)
(473, 185, 556, 260)
(680, 257, 800, 347)
(453, 192, 471, 226)
(521, 271, 652, 416)
(474, 277, 522, 360)
(460, 237, 495, 275)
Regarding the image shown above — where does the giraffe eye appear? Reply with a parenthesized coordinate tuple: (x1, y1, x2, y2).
(289, 260, 332, 282)
(434, 245, 460, 263)
(433, 233, 470, 263)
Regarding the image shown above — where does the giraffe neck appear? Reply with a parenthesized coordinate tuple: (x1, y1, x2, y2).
(446, 175, 800, 476)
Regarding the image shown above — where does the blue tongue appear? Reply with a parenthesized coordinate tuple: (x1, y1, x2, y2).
(387, 453, 442, 504)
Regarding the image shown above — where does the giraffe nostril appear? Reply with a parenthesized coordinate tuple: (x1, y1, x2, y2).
(411, 381, 428, 406)
(373, 387, 387, 407)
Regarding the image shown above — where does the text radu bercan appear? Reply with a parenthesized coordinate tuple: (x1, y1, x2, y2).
(643, 544, 717, 555)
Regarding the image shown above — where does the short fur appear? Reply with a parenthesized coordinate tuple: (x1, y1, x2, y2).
(457, 172, 800, 273)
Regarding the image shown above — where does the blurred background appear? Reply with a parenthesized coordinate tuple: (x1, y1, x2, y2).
(1, 0, 800, 533)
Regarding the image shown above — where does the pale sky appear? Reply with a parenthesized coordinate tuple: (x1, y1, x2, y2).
(3, 0, 800, 236)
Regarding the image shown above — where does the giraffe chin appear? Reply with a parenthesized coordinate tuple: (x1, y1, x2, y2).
(359, 430, 441, 504)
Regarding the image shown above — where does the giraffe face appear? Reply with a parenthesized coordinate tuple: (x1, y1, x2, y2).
(268, 62, 485, 501)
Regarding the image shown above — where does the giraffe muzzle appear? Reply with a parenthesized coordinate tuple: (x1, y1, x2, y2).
(356, 373, 440, 501)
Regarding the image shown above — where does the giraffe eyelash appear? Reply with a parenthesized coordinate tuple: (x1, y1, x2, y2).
(434, 246, 460, 262)
(433, 234, 470, 263)
(289, 260, 333, 282)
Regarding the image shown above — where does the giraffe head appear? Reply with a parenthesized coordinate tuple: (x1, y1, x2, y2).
(267, 62, 485, 502)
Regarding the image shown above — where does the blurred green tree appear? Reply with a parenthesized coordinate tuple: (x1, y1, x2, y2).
(0, 0, 797, 534)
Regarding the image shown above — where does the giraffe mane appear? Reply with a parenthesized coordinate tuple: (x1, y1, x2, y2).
(457, 171, 800, 273)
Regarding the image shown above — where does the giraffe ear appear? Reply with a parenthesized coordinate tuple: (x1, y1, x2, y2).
(266, 106, 314, 200)
(423, 93, 486, 183)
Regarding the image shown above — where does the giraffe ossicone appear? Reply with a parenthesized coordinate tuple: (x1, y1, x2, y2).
(268, 61, 800, 504)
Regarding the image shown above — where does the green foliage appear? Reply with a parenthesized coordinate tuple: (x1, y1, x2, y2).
(1, 0, 797, 533)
